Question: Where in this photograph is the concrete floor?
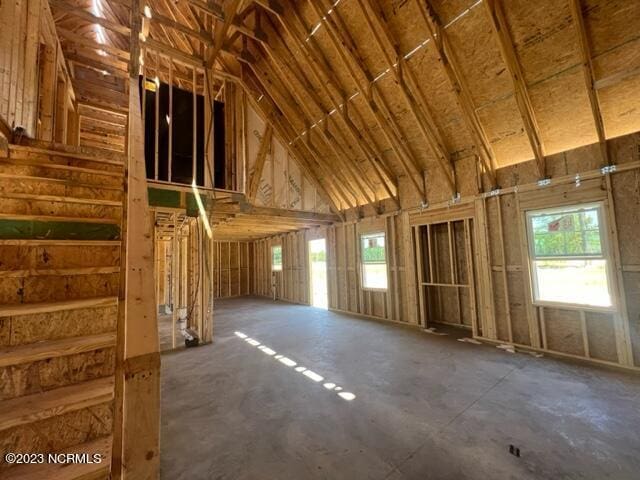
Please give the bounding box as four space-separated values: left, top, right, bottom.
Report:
160 297 640 480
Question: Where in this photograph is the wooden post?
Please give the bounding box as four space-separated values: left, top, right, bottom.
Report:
112 0 161 477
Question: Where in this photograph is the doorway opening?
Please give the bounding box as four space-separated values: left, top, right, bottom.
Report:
415 218 479 335
309 238 328 309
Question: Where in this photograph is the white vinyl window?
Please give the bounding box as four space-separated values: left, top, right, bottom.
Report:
525 203 613 309
271 245 282 272
360 232 388 290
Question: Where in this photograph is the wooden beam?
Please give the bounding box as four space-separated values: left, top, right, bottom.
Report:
247 123 272 200
569 0 609 165
187 0 225 21
148 9 213 46
274 6 398 197
50 0 130 36
260 15 397 206
237 69 346 215
252 0 283 16
242 56 359 209
57 28 130 60
415 0 497 187
357 0 456 193
66 53 129 78
205 0 243 68
144 37 205 67
251 43 376 206
308 0 426 201
484 0 546 178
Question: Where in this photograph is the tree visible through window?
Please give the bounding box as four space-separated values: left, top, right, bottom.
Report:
526 203 612 308
361 233 388 290
272 245 282 272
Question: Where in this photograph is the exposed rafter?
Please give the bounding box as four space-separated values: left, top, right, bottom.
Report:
568 0 610 165
484 0 547 179
50 0 131 36
205 0 244 68
356 0 456 194
415 0 497 188
252 28 379 206
247 123 272 200
276 4 399 203
308 0 426 201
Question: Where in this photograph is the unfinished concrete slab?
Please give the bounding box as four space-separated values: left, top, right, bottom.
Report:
161 297 640 480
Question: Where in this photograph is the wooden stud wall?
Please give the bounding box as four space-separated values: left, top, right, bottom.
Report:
213 241 252 299
0 0 77 142
245 133 640 371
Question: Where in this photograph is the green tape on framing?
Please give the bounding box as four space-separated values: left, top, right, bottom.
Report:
186 192 207 218
0 219 120 240
148 187 181 208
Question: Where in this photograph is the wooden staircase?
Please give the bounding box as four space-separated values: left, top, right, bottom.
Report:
0 141 125 478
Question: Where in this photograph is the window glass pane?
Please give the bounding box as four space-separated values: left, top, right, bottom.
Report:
362 264 388 289
530 207 602 257
361 234 386 263
272 246 282 271
533 259 611 307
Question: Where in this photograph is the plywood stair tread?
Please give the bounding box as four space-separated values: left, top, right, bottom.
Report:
0 158 124 178
0 376 115 431
0 192 122 206
0 213 120 224
0 332 117 368
0 172 124 191
3 436 112 480
9 141 126 165
0 296 119 318
0 266 120 278
0 239 121 246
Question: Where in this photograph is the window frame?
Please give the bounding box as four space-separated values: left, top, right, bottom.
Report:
271 244 283 272
359 232 388 292
524 201 616 312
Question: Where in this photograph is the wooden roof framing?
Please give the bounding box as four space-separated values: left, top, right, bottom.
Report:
47 0 640 213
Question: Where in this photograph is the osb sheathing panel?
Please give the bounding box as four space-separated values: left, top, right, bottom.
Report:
0 347 115 401
292 5 363 94
406 47 475 156
0 163 123 189
0 179 122 203
585 312 618 363
331 0 389 77
529 68 598 155
500 195 522 266
431 0 479 24
610 133 640 164
477 95 532 167
503 0 580 84
495 159 540 187
444 5 514 105
377 0 425 54
33 245 120 269
598 75 640 140
591 36 640 112
611 169 640 265
454 155 479 197
583 0 640 57
507 272 530 345
0 199 121 221
492 271 510 342
544 308 585 356
0 402 113 463
9 151 123 173
623 271 640 366
551 142 602 176
2 305 117 346
0 273 120 304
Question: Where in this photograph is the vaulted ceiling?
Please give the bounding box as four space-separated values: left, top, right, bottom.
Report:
51 0 640 210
